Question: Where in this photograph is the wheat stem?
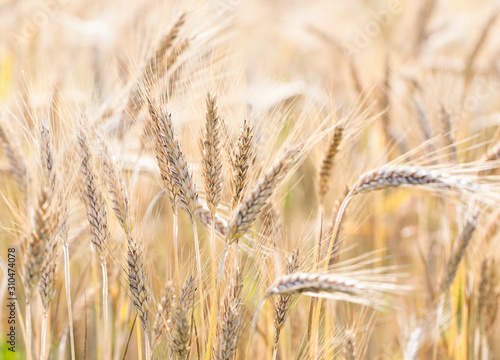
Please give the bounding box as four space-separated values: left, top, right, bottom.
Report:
26 299 32 360
62 238 76 360
101 260 110 360
191 219 205 353
40 312 48 360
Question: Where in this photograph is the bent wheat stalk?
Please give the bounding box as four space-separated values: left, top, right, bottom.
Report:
312 165 482 357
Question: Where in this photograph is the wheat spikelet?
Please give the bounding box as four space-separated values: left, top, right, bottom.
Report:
214 271 243 360
318 124 344 199
203 92 223 215
153 281 175 344
23 187 54 299
195 204 227 236
148 101 198 218
351 166 477 195
0 113 29 193
171 276 196 358
226 146 300 243
273 250 299 351
232 120 253 209
78 129 109 259
99 139 131 235
127 237 150 331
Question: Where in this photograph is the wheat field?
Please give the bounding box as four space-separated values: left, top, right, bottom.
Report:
1 0 500 359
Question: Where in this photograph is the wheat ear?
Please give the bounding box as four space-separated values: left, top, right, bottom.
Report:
99 139 131 236
203 91 223 215
153 281 175 346
40 121 57 195
438 214 478 295
273 250 299 360
127 237 151 358
148 101 198 218
214 270 243 360
149 101 201 315
171 277 196 359
351 166 477 195
478 257 499 336
232 120 253 209
318 124 344 200
119 13 187 132
344 330 357 360
0 113 29 194
23 187 54 360
246 271 393 360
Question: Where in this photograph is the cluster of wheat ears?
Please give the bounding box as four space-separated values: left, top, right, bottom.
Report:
1 1 500 359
